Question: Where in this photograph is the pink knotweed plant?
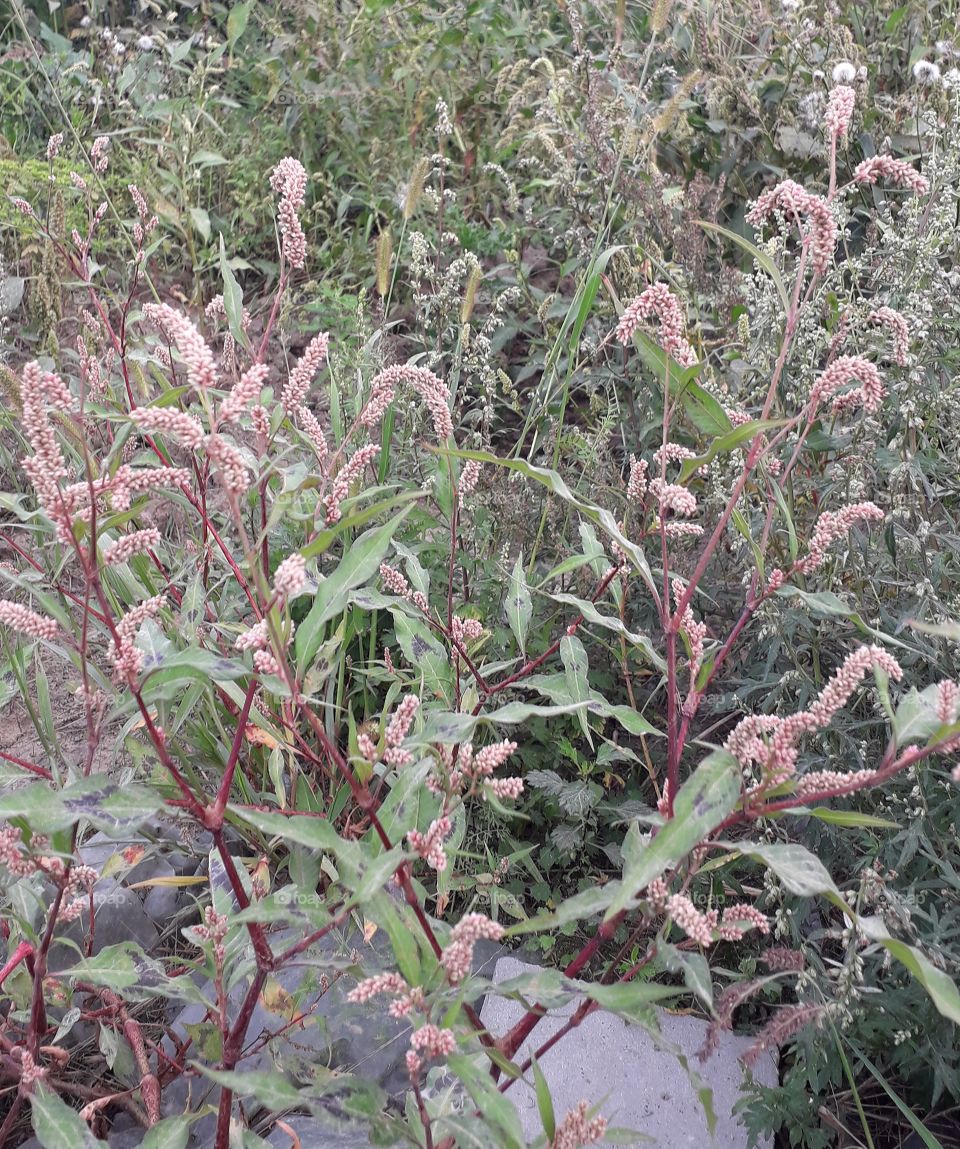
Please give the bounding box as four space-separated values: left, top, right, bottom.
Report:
869 306 910 367
384 694 421 767
324 444 379 524
405 1023 456 1077
439 913 505 983
798 501 884 573
407 815 453 871
282 333 329 412
614 281 697 366
811 354 886 414
825 84 856 138
273 553 307 602
270 157 308 269
204 434 251 496
853 155 929 195
129 406 205 449
725 645 903 789
626 454 648 502
0 601 58 641
219 363 269 425
110 594 166 681
103 528 161 566
746 179 837 276
142 303 218 392
458 459 481 509
551 1101 608 1149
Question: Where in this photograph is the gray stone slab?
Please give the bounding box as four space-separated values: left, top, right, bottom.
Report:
479 956 776 1148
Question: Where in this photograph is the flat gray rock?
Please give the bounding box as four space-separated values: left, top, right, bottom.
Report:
480 956 777 1148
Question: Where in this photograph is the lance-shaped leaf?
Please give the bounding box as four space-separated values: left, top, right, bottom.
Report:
506 553 533 655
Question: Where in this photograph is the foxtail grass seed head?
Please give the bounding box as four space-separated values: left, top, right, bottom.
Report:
375 230 393 298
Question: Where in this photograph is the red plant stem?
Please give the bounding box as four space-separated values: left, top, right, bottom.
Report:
208 679 259 824
0 749 52 780
480 564 621 703
497 911 624 1063
0 940 33 988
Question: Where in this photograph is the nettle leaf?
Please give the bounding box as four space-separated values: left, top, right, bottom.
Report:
859 916 960 1025
551 824 584 852
30 1087 102 1149
525 769 566 797
557 778 602 817
606 749 742 920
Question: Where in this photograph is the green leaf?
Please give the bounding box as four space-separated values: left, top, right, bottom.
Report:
677 420 786 483
447 1054 525 1149
189 206 211 243
796 807 899 829
30 1087 101 1149
735 842 842 900
858 916 960 1025
560 635 592 745
697 220 790 314
194 1066 302 1109
775 587 916 652
574 978 682 1019
226 0 255 47
392 610 451 703
296 509 412 666
547 591 665 670
443 450 658 598
218 234 247 351
141 1117 192 1149
59 944 140 989
506 553 532 655
893 684 943 747
606 750 741 920
531 1057 556 1142
660 943 713 1008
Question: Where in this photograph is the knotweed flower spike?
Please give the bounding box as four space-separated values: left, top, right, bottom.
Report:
614 282 697 366
869 306 910 366
129 407 205 449
142 304 218 392
747 179 837 276
270 157 308 269
810 355 886 414
273 553 307 602
282 333 329 412
825 85 856 138
324 444 379 524
853 155 929 195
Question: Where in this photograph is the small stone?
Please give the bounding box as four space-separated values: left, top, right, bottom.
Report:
480 956 777 1148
